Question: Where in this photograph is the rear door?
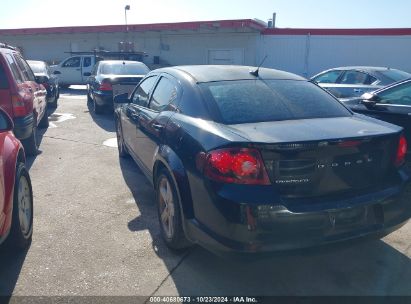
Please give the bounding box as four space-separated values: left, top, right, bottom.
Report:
335 70 379 98
14 54 47 124
121 75 158 163
0 57 13 117
134 75 181 171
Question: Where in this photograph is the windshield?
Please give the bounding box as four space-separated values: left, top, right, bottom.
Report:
200 79 352 124
100 62 150 75
377 69 411 83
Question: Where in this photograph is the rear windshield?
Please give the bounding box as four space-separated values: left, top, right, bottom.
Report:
376 69 411 83
28 62 46 74
200 80 352 124
100 62 150 75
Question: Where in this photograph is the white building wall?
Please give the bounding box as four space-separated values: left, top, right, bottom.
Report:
0 30 258 67
259 34 411 78
3 29 411 78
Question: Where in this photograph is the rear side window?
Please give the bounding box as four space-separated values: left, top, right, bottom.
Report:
83 57 92 68
15 56 35 81
0 63 9 89
131 76 157 107
149 77 178 112
5 54 23 83
340 71 370 85
200 80 351 124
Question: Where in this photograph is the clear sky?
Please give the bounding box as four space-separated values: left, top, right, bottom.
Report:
1 0 410 29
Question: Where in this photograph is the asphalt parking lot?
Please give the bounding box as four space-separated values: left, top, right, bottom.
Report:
0 86 411 297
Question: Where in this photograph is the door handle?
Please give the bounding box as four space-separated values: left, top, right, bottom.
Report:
354 89 363 93
76 68 81 71
152 123 164 131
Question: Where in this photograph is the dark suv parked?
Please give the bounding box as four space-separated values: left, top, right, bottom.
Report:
0 43 48 155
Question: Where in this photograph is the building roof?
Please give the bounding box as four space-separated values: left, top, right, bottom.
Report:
0 19 266 36
1 19 411 37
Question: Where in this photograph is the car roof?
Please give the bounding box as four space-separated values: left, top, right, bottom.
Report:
329 66 395 72
99 60 144 65
153 65 306 83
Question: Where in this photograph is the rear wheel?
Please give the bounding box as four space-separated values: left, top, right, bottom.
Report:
116 118 129 158
6 162 33 250
94 99 104 114
156 169 191 250
48 90 58 109
22 123 38 156
87 90 93 104
38 111 49 128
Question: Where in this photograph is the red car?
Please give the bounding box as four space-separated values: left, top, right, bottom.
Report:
0 43 48 156
0 107 33 249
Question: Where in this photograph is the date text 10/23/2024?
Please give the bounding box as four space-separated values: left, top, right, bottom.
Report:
149 297 259 303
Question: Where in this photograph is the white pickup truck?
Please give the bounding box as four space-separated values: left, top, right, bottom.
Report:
50 51 146 88
50 55 102 88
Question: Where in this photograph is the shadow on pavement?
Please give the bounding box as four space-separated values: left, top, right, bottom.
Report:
86 101 115 132
119 157 411 296
0 246 29 296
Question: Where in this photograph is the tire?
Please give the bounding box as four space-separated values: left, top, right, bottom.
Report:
87 90 93 104
116 118 129 158
94 98 104 114
38 111 49 128
6 162 33 250
48 90 58 109
22 124 38 156
156 169 191 250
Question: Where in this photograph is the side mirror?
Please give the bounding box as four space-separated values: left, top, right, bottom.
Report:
83 72 91 77
0 108 14 132
361 92 379 107
53 71 61 75
35 75 48 84
113 93 130 104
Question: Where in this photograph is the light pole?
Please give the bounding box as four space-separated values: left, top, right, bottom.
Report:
124 5 130 32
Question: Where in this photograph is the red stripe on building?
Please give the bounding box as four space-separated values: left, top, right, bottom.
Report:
262 28 411 36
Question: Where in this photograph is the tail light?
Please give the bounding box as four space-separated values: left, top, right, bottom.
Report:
11 92 27 117
99 80 112 91
395 135 407 167
201 148 270 185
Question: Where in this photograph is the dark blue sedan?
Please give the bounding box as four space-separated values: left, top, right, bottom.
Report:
114 65 411 254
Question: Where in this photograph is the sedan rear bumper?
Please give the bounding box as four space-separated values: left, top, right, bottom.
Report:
93 91 113 107
185 170 411 253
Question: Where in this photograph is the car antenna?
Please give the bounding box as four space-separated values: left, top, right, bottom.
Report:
250 55 268 77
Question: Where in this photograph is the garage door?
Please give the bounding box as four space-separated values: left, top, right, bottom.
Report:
208 49 244 65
